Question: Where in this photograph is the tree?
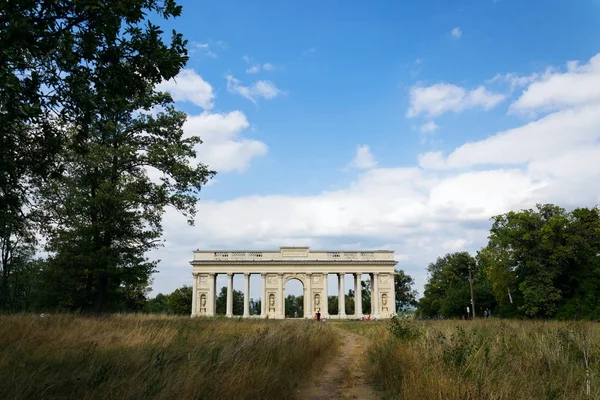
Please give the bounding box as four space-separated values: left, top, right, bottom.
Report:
482 204 600 319
34 0 214 313
346 290 355 315
167 286 192 315
361 280 371 315
215 287 244 315
394 269 417 311
1 1 76 313
249 298 261 315
417 252 493 318
145 293 170 314
328 295 338 315
285 294 303 317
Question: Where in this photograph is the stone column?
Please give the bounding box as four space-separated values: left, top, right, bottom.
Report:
191 272 198 317
243 273 250 318
339 273 346 318
355 273 362 318
277 273 284 318
226 273 233 317
373 272 380 318
390 272 397 316
260 273 266 318
370 273 375 316
306 273 312 318
213 274 218 315
208 273 216 316
323 272 329 318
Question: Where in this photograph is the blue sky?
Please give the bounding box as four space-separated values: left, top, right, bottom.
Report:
149 0 600 300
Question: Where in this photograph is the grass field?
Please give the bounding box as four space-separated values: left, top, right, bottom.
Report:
337 318 600 400
0 315 338 400
3 315 598 400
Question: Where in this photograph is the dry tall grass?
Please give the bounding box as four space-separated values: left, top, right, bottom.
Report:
340 319 600 399
0 314 338 400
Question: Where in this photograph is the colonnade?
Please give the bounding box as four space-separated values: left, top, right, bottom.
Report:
191 271 395 319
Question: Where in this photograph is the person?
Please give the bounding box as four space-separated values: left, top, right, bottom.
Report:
294 311 298 318
316 311 321 321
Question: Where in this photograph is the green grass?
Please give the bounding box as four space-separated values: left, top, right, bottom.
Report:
0 314 338 400
338 318 600 399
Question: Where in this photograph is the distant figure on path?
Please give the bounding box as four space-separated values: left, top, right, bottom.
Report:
294 311 298 318
316 311 321 321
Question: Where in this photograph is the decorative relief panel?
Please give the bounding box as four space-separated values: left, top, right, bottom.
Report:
313 274 322 284
380 274 390 284
199 275 208 286
267 275 277 284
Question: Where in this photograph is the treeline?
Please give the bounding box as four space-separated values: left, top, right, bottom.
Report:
1 1 213 313
418 204 600 320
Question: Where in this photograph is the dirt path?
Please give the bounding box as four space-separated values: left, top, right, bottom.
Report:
297 327 380 400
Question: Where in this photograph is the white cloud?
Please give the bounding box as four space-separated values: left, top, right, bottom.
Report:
451 27 462 39
407 83 506 118
418 151 446 169
191 42 218 58
185 111 268 173
157 69 214 109
443 104 600 169
348 145 377 170
488 72 540 91
510 53 600 114
442 239 469 251
242 56 278 74
420 121 439 134
227 75 284 104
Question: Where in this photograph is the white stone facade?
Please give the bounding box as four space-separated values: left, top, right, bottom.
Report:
190 247 398 319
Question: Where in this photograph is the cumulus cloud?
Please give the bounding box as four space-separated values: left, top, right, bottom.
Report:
445 104 600 168
407 83 506 118
186 111 268 173
157 69 214 109
420 121 439 134
227 75 284 104
510 53 600 115
348 145 377 170
451 27 462 39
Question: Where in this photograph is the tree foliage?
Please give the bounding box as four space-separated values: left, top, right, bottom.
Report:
167 285 192 315
1 0 214 313
394 269 418 311
418 204 600 320
418 252 494 318
215 287 244 315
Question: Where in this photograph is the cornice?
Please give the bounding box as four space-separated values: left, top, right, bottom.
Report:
190 260 398 266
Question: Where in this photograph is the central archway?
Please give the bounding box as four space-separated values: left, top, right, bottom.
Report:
284 278 305 318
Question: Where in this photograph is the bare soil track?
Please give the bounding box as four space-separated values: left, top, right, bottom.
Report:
297 326 380 400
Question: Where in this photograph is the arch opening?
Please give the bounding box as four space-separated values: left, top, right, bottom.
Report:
284 278 304 318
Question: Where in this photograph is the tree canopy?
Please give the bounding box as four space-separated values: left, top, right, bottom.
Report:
1 0 214 313
417 204 600 320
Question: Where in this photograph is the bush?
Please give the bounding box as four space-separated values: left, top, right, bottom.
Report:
388 315 422 341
